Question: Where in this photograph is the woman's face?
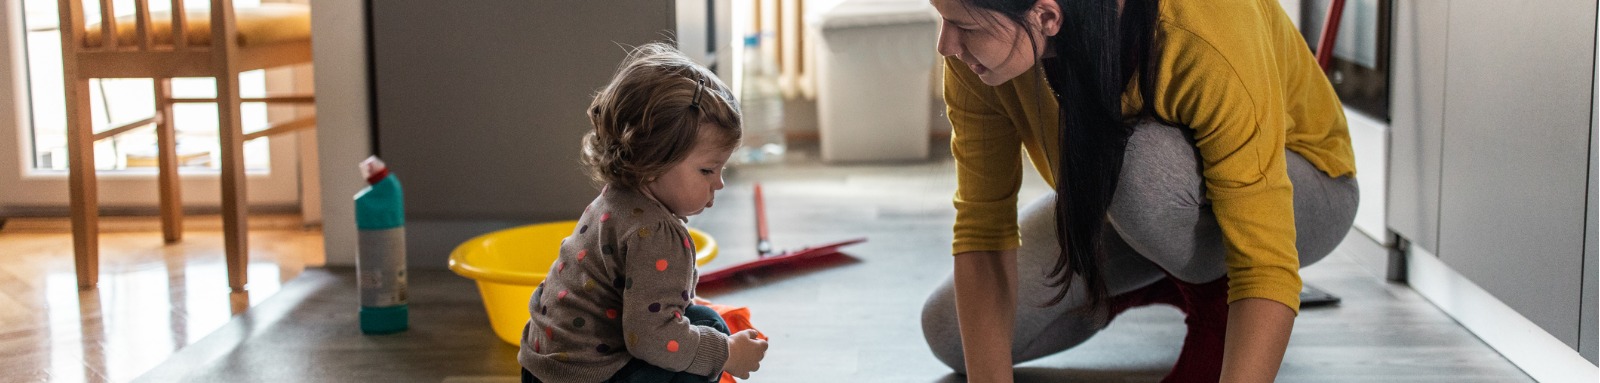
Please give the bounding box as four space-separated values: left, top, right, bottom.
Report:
932 0 1061 86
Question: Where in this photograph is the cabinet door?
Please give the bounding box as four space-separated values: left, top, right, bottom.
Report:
371 0 673 221
1438 0 1596 349
369 1 678 264
1386 0 1449 253
1582 104 1597 363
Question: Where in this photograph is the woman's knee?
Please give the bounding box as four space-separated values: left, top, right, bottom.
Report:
1109 123 1229 282
1286 151 1361 269
1113 123 1206 219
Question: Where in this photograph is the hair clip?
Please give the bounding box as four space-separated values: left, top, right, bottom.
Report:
689 78 706 110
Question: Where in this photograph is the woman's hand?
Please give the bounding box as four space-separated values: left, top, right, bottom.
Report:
1220 297 1296 382
953 249 1019 383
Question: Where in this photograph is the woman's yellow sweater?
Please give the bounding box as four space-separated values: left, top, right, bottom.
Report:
944 0 1356 312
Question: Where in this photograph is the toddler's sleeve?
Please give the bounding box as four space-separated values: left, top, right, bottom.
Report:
618 220 730 375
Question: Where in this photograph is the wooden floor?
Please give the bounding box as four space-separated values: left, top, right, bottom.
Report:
0 214 324 383
97 140 1535 382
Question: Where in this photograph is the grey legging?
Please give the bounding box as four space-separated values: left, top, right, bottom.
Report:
920 122 1359 371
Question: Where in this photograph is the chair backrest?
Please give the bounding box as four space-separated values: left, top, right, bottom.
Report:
57 0 235 53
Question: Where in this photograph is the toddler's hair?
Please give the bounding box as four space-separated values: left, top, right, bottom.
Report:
581 42 742 190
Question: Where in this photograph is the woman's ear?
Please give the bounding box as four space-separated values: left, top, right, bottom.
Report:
1034 0 1063 37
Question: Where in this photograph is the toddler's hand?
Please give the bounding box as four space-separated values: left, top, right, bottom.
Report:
723 329 768 379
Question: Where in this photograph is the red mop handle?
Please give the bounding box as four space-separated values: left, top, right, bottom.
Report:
754 183 772 256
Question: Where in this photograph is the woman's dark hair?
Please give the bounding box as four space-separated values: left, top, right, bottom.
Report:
963 0 1165 309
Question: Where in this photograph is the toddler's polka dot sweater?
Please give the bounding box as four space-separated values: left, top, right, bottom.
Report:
518 187 729 381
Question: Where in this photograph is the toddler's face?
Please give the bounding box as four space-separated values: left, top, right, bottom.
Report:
645 127 735 217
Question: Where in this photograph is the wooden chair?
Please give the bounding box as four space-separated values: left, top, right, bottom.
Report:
57 0 315 291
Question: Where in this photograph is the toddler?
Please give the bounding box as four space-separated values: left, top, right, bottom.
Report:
519 42 768 383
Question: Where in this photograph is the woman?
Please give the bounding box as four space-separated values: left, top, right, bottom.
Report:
918 0 1358 382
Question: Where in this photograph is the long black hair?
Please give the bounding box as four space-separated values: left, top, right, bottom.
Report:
963 0 1165 309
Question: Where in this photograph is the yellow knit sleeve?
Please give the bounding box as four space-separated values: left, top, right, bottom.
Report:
1152 25 1303 313
943 57 1025 255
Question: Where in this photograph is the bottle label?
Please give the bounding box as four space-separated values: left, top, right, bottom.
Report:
358 227 408 307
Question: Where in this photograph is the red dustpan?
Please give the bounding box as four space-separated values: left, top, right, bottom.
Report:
697 183 865 286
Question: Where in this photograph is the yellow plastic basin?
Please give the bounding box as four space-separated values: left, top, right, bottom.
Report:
448 220 718 346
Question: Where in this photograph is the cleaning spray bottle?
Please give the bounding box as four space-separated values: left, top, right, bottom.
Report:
355 156 408 334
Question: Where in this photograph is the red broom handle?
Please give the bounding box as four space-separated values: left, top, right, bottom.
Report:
754 183 772 256
1315 0 1347 72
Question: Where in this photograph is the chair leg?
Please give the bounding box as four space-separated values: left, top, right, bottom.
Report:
155 78 183 243
65 76 99 290
217 72 249 292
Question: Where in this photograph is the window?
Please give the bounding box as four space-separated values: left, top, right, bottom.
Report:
20 0 273 173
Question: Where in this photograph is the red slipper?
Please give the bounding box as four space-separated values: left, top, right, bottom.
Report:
1162 276 1230 383
1108 277 1185 317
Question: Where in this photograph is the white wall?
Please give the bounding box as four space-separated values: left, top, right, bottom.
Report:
0 0 28 206
310 0 370 266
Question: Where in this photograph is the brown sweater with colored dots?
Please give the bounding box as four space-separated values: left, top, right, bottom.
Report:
519 187 729 382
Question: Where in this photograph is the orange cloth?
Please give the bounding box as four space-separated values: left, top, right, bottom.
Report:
706 303 766 383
